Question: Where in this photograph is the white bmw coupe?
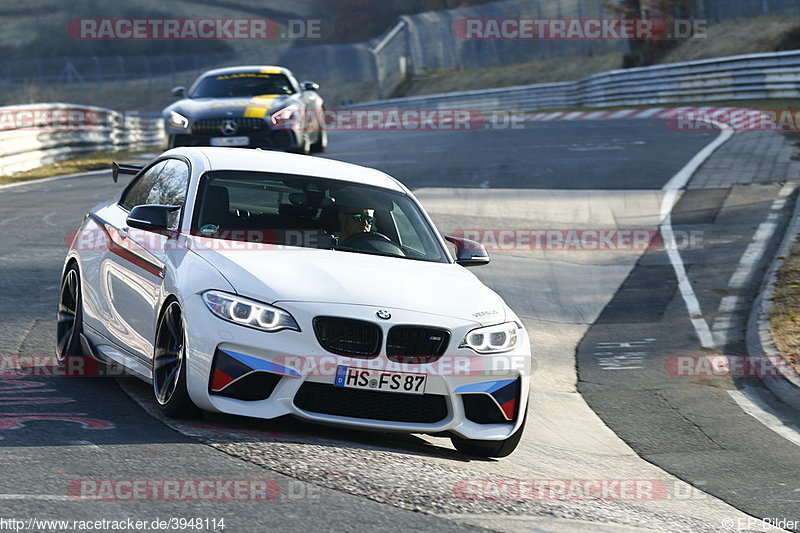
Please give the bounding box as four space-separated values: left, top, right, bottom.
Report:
57 148 531 457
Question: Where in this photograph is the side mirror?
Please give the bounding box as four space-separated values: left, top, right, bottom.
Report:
302 81 320 92
171 86 186 98
445 235 490 267
127 205 181 232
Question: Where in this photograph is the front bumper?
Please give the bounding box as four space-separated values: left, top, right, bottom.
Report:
165 117 301 150
168 130 298 150
182 297 532 441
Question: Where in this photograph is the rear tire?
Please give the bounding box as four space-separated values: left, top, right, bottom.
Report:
56 264 84 361
153 301 201 418
451 410 527 458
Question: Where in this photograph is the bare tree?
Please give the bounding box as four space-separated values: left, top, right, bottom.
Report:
607 0 695 67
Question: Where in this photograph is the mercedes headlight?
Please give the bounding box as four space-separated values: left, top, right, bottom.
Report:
270 105 302 128
460 322 520 354
169 111 189 129
203 291 300 332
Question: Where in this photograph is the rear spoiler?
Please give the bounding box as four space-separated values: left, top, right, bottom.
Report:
111 162 144 183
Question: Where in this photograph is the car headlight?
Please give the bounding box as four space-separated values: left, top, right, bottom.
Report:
270 105 302 128
202 291 300 332
168 111 189 129
460 322 520 354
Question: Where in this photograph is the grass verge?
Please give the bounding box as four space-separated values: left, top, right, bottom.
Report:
771 239 800 374
0 149 155 186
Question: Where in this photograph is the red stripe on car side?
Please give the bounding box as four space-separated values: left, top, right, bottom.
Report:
88 213 165 278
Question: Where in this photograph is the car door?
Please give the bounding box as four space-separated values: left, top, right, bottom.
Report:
94 158 190 361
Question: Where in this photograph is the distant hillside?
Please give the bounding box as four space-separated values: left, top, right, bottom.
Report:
0 0 498 60
311 0 498 43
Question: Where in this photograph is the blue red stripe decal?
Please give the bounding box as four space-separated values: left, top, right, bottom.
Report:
456 378 520 421
210 349 301 393
454 379 515 395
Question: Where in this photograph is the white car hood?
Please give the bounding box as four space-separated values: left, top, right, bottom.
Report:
191 245 507 324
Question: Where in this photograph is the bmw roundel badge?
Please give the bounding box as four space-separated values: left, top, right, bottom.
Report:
376 310 391 320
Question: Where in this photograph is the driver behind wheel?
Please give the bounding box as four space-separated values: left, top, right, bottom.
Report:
337 206 375 244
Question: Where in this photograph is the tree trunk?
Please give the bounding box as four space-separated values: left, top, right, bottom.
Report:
622 0 651 67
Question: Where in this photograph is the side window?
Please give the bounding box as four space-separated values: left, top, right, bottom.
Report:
393 204 423 251
120 161 167 210
146 160 190 206
120 159 190 230
147 160 190 229
285 73 300 94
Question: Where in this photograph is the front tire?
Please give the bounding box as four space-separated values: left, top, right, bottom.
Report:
451 410 527 458
56 264 84 361
153 301 200 418
310 122 327 153
291 132 311 155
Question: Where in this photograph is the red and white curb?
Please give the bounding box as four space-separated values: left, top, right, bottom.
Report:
527 107 778 131
527 108 670 121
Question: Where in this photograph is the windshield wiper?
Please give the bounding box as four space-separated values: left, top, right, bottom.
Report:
333 246 446 263
334 245 406 260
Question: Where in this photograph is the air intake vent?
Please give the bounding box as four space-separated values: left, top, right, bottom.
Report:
462 394 509 424
386 326 450 364
313 317 382 358
192 117 266 135
213 372 281 401
294 382 448 423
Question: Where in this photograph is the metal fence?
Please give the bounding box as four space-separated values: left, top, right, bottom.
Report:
343 49 800 112
1 52 236 86
372 21 410 100
0 104 164 176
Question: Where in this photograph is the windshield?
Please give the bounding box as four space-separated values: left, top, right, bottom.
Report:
191 171 450 263
189 72 295 98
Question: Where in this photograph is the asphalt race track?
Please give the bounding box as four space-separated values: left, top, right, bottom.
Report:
1 118 799 532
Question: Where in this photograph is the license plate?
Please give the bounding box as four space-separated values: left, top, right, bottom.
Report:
334 365 426 395
210 136 249 147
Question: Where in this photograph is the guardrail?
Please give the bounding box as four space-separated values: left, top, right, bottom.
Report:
345 49 800 113
4 49 800 177
0 103 164 177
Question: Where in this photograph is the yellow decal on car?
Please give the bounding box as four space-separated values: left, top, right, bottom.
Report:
243 107 267 118
243 95 279 118
215 73 275 80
